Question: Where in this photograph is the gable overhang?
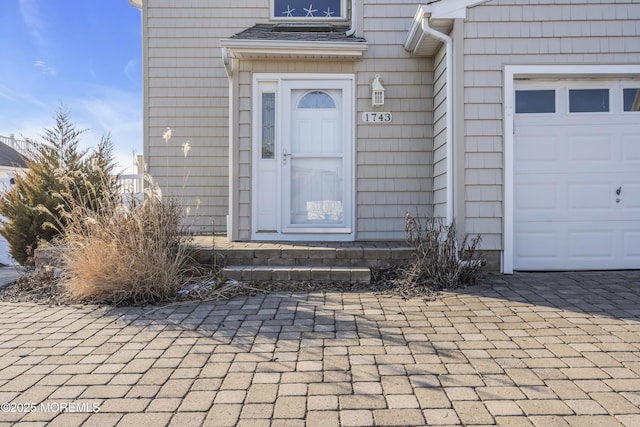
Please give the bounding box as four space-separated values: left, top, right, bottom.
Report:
220 39 368 61
404 1 489 56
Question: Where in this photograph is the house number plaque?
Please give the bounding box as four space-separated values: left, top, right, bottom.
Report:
362 112 392 123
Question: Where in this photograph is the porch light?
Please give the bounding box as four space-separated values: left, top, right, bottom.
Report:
371 74 385 106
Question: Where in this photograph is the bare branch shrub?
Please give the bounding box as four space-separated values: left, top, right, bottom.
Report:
395 213 484 297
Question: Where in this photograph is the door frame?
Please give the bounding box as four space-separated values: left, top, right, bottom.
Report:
251 73 356 241
503 64 640 273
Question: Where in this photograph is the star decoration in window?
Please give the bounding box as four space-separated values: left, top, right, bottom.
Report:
304 4 318 17
274 0 342 18
282 5 295 17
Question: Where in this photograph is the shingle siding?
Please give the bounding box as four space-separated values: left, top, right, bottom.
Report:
141 0 638 246
144 0 266 234
143 0 435 240
462 0 640 251
432 43 448 219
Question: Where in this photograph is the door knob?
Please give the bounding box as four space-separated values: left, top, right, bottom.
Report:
282 151 291 165
616 186 622 196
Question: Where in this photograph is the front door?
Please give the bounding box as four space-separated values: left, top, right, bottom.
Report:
253 76 354 241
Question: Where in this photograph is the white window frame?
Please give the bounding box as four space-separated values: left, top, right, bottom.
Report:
514 88 558 115
503 64 640 274
621 83 640 114
567 87 612 115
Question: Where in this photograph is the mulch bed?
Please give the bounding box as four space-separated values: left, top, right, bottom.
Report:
0 265 481 307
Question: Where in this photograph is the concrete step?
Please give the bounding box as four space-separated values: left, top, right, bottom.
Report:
192 239 413 267
222 265 371 283
191 237 413 283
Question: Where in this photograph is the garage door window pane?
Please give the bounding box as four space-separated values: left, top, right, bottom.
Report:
569 89 609 113
515 90 555 113
623 88 640 112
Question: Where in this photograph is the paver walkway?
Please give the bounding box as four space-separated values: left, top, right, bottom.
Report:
0 271 639 426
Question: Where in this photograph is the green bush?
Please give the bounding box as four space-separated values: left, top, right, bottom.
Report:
0 107 119 265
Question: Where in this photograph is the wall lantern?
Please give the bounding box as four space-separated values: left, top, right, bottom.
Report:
371 74 385 107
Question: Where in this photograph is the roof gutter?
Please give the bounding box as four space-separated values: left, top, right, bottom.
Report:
421 16 455 225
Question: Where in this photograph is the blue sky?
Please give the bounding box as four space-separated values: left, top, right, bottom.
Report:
0 0 142 173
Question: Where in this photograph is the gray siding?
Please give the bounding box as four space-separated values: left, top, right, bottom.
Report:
432 43 447 219
142 0 434 240
143 0 268 234
463 0 640 250
357 1 434 240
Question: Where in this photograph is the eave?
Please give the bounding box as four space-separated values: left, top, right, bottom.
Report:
220 39 368 61
404 0 489 56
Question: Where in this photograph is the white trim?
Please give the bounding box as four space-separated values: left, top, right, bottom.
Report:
503 64 640 274
220 39 367 61
423 0 489 19
251 74 356 242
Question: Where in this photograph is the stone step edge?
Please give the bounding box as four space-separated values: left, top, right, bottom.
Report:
201 247 414 260
222 266 371 283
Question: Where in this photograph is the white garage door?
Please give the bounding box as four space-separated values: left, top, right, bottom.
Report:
514 80 640 270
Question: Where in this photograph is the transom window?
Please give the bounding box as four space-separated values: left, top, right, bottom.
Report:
298 91 336 109
273 0 344 19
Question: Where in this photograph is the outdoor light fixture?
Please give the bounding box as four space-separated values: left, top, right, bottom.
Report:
371 74 385 106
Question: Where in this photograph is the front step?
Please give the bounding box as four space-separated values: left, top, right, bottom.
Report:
222 266 371 283
191 237 414 284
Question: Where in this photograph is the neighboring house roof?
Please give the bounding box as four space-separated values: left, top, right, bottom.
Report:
0 142 27 169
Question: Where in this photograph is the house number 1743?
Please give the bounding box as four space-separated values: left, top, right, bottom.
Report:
362 112 392 123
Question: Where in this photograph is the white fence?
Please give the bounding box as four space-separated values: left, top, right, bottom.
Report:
0 134 31 157
118 173 144 195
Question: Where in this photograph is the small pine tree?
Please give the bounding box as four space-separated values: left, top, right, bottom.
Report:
0 106 120 265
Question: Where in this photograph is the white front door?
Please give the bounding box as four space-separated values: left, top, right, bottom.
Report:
284 88 347 231
252 76 354 241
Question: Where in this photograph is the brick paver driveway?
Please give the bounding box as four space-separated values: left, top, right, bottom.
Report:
0 271 639 426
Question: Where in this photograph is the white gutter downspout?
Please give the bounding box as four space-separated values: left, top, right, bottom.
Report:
221 46 236 240
419 17 482 269
420 18 454 226
345 0 357 36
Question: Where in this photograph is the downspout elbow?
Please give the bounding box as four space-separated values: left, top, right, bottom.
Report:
420 16 452 47
222 47 233 78
345 0 357 36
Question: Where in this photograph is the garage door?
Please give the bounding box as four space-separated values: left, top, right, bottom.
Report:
514 80 640 270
